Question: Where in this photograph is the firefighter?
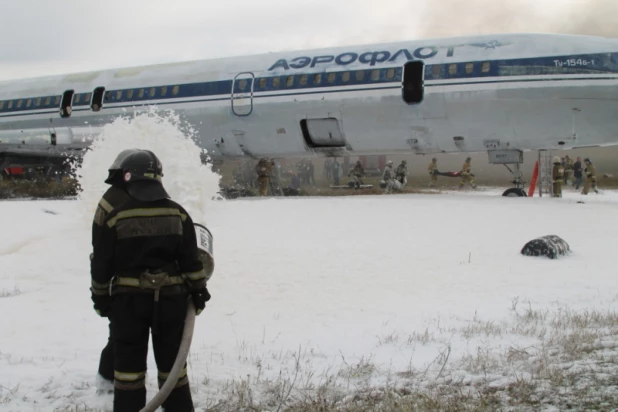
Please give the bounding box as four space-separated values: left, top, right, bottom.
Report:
552 155 564 197
395 160 408 187
459 157 476 189
90 149 210 412
255 157 273 196
581 158 599 195
428 158 438 187
382 160 395 193
93 149 137 394
348 160 365 188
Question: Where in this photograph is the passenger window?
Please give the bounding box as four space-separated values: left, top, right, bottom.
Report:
0 101 4 110
342 72 350 82
465 63 474 74
104 91 111 101
327 73 336 83
149 87 156 97
160 86 167 96
356 71 365 81
55 96 61 105
45 97 51 106
116 91 123 100
259 78 266 89
172 86 179 95
371 70 380 81
448 64 457 75
238 79 247 91
83 93 91 104
127 90 134 99
299 75 307 86
74 95 81 104
286 76 294 87
272 77 280 88
17 100 23 108
386 68 395 79
432 65 442 77
8 101 13 109
313 74 322 85
482 62 491 73
26 99 32 108
35 98 41 107
138 89 145 98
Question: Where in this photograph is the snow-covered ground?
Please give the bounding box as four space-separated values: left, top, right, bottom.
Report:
0 112 616 410
0 189 617 411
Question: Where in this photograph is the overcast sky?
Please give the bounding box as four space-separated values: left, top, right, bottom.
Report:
0 0 616 81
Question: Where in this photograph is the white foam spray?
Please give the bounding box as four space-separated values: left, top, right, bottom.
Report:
74 108 221 226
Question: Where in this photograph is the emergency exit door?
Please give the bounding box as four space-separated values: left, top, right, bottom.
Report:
231 72 255 116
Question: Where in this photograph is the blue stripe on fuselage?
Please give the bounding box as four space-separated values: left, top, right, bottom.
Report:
0 52 617 117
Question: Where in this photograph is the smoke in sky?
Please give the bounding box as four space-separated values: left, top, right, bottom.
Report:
412 0 618 39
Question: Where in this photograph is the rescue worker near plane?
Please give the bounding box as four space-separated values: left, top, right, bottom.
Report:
255 157 274 196
90 149 210 411
382 160 395 193
459 157 476 189
348 160 365 188
428 158 438 187
552 156 565 198
92 150 136 394
581 158 599 195
395 160 408 186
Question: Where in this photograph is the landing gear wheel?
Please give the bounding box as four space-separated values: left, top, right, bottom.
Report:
502 188 527 197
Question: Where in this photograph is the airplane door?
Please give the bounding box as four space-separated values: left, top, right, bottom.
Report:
403 60 445 119
231 72 255 116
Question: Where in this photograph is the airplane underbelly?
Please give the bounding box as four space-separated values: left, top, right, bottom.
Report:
440 80 618 151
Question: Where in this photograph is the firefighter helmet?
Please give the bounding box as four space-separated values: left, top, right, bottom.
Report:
119 149 170 201
105 148 140 185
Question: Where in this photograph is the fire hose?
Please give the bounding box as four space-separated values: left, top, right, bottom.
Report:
140 223 214 412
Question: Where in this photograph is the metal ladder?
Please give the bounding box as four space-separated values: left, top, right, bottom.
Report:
537 150 553 197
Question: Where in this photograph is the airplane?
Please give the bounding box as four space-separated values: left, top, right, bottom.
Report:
0 32 617 196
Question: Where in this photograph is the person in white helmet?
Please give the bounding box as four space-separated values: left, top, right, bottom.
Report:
552 156 565 197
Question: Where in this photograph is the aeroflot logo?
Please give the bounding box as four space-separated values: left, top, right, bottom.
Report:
267 40 512 71
267 47 452 71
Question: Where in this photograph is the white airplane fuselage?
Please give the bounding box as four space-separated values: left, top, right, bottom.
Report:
0 33 617 164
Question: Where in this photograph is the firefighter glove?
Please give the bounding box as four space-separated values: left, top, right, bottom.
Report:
92 293 112 318
192 287 211 316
